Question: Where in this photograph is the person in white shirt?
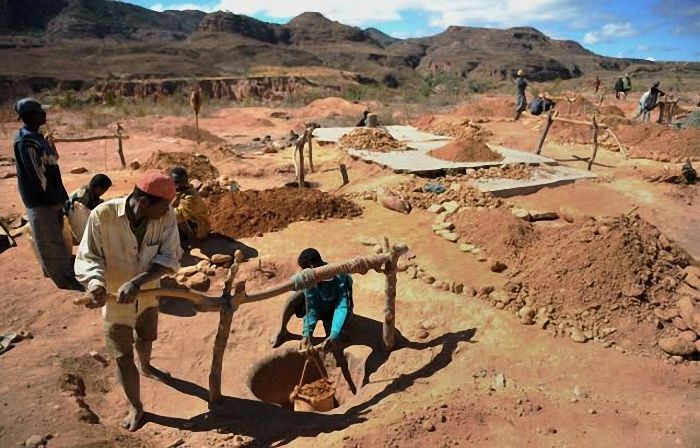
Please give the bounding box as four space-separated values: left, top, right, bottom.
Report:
74 170 181 432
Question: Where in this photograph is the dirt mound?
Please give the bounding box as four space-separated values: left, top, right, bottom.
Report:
141 151 220 181
613 124 700 161
298 378 334 397
207 188 362 238
414 116 493 141
429 138 503 162
453 208 538 263
339 128 408 152
297 97 369 119
167 124 226 144
599 105 626 117
396 179 503 210
452 96 514 119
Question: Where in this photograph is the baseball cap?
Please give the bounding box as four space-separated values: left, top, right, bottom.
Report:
136 170 176 202
15 98 49 118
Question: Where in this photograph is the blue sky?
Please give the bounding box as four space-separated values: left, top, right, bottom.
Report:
128 0 699 61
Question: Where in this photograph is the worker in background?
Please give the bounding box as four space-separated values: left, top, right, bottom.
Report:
514 69 528 121
594 76 601 94
75 171 181 432
621 73 632 100
65 174 112 214
356 110 369 127
169 166 210 249
614 76 624 99
13 98 83 291
637 81 665 123
271 248 353 351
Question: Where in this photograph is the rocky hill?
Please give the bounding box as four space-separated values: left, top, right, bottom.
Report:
0 0 696 101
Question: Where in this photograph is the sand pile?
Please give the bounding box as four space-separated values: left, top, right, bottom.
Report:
613 124 700 161
416 117 493 141
463 165 532 181
167 124 225 144
207 188 362 239
598 105 626 117
396 179 503 210
429 138 503 162
453 208 538 263
339 128 408 152
141 151 220 181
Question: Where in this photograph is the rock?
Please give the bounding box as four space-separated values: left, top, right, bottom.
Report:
654 307 679 321
427 204 445 213
233 250 245 263
442 201 460 214
658 336 697 356
422 421 436 432
679 331 698 343
677 296 700 334
518 306 536 325
476 254 488 262
70 167 88 174
622 285 644 298
417 329 429 340
683 266 700 290
190 179 202 190
210 254 232 265
511 207 531 220
470 247 482 255
453 283 464 294
489 290 512 305
77 406 100 424
433 280 445 289
25 435 45 448
422 276 436 284
459 243 475 252
187 272 211 292
178 265 199 276
464 286 477 297
479 285 495 296
443 233 459 242
489 259 508 273
570 328 588 343
695 340 700 352
672 316 689 331
493 373 506 389
530 211 559 221
189 247 210 261
588 408 597 415
129 159 140 170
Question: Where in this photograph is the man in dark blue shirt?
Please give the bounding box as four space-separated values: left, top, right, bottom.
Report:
13 98 82 291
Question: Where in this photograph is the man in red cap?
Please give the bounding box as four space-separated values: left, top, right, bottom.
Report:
75 170 182 431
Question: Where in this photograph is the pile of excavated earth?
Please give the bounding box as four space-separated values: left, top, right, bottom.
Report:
207 188 362 239
141 151 220 181
429 138 504 162
394 177 504 210
339 128 408 152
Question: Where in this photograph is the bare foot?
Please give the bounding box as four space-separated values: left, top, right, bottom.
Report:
121 407 144 432
271 330 290 348
140 364 170 381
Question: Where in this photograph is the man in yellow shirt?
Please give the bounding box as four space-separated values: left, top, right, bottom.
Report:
170 166 210 248
75 171 181 431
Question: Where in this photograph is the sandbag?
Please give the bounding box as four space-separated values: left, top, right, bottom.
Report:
377 187 412 214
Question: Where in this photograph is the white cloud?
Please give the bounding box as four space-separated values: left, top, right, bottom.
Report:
150 2 217 12
583 22 635 44
206 0 580 27
645 56 656 61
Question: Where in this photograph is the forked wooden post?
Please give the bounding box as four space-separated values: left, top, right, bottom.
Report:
339 163 349 185
381 236 401 351
189 89 201 145
208 263 238 407
116 123 126 168
588 115 599 171
298 130 306 188
536 109 555 155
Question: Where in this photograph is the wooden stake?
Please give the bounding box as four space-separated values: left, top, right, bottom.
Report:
298 130 306 188
116 123 126 168
339 164 349 185
307 128 314 173
536 109 555 155
588 115 599 171
208 264 238 407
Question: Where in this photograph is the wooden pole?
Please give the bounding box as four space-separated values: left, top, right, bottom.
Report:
588 115 599 171
307 128 314 173
116 123 126 168
382 237 399 351
605 128 627 159
339 164 349 185
208 264 238 408
189 90 201 145
298 130 306 188
536 109 555 155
